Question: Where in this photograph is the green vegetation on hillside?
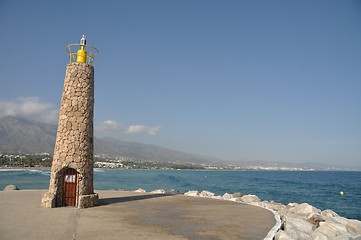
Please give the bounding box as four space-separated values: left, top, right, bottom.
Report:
0 153 205 169
0 153 52 167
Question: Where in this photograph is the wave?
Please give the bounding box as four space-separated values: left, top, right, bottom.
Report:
11 169 51 176
26 169 51 176
0 168 28 172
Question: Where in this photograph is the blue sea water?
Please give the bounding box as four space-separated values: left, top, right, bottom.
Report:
0 169 360 220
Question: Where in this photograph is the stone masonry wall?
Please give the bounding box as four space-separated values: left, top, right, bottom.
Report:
42 62 98 208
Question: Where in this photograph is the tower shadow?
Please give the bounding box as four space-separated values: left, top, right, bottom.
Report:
96 193 176 206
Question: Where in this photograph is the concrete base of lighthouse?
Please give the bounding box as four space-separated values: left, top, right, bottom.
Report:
41 192 98 209
41 163 99 208
78 193 99 208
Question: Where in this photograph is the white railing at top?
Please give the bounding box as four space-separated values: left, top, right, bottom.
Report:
65 44 99 64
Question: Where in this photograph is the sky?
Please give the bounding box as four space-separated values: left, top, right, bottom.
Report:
0 1 360 167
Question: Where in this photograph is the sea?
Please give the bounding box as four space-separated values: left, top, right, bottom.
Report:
1 169 360 220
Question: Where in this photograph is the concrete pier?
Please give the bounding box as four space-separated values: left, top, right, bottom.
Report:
2 190 276 240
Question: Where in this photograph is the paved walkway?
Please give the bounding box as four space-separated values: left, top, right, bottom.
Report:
0 190 276 240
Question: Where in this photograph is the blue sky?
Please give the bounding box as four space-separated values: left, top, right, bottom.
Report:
0 1 360 167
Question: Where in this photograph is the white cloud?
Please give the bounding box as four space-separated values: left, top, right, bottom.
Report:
95 120 125 132
126 124 161 136
144 125 162 136
0 98 162 136
0 97 58 124
125 124 146 134
96 120 161 136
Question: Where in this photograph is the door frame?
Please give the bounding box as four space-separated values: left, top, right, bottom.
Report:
63 168 78 207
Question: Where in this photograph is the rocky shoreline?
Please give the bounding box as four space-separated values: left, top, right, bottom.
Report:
180 189 361 240
131 187 361 240
119 187 361 239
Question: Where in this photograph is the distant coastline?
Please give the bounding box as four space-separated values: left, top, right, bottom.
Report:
1 165 360 172
1 166 360 172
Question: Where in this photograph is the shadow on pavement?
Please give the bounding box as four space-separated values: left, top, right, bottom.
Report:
96 193 176 206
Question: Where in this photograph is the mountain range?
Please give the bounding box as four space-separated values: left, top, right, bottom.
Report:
0 116 214 164
1 116 358 170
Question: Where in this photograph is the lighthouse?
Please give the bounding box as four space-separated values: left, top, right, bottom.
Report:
42 36 99 208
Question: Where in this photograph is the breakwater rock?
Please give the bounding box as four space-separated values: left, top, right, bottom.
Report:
3 184 19 191
183 190 361 240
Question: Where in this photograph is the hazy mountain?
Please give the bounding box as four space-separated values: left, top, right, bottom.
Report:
0 116 214 164
94 137 215 164
1 116 357 170
0 116 56 153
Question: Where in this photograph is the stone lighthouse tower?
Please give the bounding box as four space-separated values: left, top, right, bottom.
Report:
42 36 99 208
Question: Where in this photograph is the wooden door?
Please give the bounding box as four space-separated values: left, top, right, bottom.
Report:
63 168 77 206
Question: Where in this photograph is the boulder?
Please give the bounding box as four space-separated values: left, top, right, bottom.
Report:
274 230 293 240
3 184 19 191
134 188 146 193
229 197 242 202
316 223 336 238
285 202 299 213
262 201 288 215
346 219 361 235
232 192 243 198
212 195 223 200
151 189 165 194
335 235 351 240
240 194 261 204
222 193 233 200
308 213 326 227
199 190 215 198
332 216 350 226
257 201 270 209
184 190 199 197
283 213 315 235
314 222 347 239
327 221 348 234
289 202 321 219
321 209 339 218
285 228 312 240
311 231 330 240
287 202 299 208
